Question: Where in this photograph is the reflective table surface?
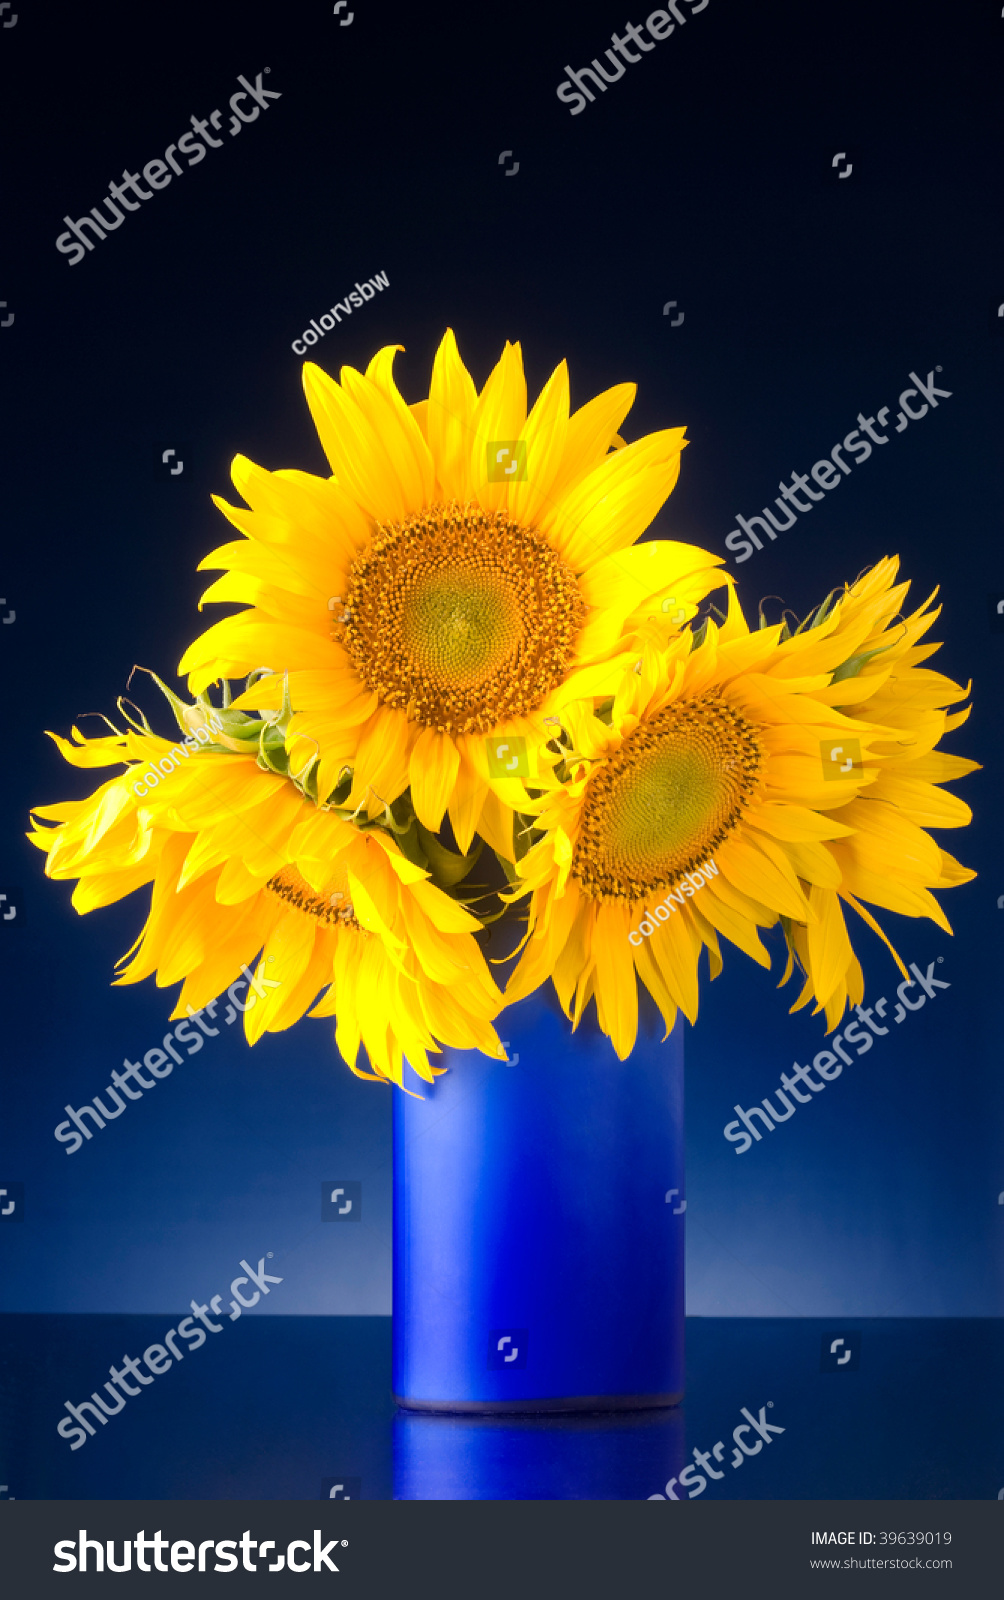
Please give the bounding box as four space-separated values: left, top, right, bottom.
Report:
1 1317 1000 1500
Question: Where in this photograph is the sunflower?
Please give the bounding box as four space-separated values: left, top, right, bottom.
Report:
28 705 505 1084
505 557 977 1056
177 331 729 857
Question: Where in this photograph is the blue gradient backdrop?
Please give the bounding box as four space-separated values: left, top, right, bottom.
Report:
1 0 1002 1322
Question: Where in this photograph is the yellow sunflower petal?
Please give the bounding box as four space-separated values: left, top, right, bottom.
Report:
427 328 479 499
548 383 636 499
591 900 639 1059
301 360 418 523
805 885 855 1008
508 359 569 525
408 727 461 832
539 429 688 571
469 341 528 513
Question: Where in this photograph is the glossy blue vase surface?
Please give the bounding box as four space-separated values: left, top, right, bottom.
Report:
393 983 685 1413
393 1407 685 1500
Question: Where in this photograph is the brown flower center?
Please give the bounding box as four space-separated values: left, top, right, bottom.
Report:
266 865 361 930
572 696 764 900
336 504 585 735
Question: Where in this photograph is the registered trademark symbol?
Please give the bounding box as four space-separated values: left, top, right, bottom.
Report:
267 1252 273 1258
342 1540 348 1547
937 956 943 962
936 365 942 372
766 1401 773 1407
267 954 275 962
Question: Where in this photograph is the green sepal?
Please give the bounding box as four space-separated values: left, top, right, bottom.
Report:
513 811 542 864
797 588 841 634
498 852 522 886
466 901 511 925
127 667 259 747
830 639 896 685
416 822 483 889
594 696 615 726
393 817 432 874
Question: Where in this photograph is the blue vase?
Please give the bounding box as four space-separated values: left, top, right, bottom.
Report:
393 1406 685 1500
392 983 685 1412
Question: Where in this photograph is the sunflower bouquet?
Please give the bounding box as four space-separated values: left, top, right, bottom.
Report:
30 333 977 1084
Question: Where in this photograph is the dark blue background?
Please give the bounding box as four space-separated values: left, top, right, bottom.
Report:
1 0 1001 1365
